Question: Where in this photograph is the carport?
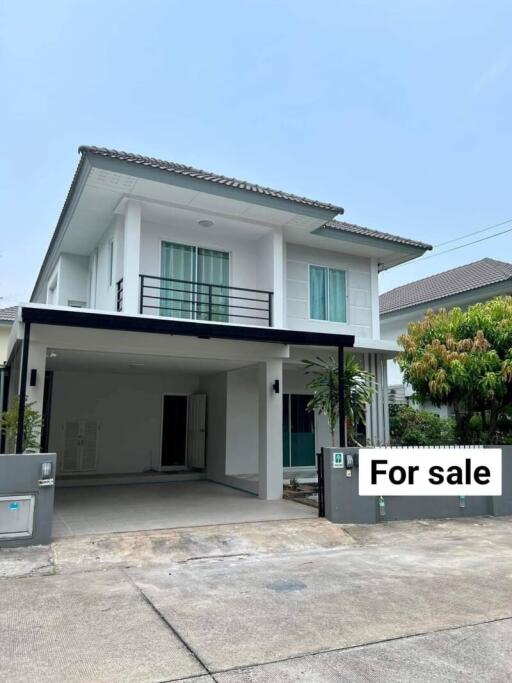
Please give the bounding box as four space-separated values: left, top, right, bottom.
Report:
3 305 353 538
53 480 316 537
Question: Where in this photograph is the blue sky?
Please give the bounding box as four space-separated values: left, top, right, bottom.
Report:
1 0 511 305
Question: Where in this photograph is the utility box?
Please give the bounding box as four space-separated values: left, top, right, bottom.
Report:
0 453 56 547
0 495 35 539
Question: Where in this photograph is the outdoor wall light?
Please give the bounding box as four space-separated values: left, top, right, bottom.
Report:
41 462 52 478
30 369 37 386
38 461 55 488
197 219 214 228
272 379 280 394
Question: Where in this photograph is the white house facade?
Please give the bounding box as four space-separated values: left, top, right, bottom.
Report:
3 146 430 500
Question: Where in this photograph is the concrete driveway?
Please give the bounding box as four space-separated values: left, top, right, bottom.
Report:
1 516 512 681
53 480 315 537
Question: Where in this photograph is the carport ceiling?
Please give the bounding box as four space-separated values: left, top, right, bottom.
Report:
46 348 249 375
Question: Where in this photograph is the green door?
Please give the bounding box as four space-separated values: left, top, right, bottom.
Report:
282 394 316 467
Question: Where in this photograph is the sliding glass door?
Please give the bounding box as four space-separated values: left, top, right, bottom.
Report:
196 248 230 321
282 394 316 468
160 242 195 318
160 242 229 321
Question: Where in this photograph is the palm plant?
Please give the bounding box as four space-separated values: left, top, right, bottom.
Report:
302 354 375 446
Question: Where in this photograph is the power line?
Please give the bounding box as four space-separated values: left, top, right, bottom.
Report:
433 218 512 248
393 223 512 268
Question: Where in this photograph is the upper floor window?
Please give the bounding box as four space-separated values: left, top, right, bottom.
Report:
160 241 229 321
309 265 347 323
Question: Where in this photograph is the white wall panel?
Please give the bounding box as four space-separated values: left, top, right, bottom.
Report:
286 243 373 338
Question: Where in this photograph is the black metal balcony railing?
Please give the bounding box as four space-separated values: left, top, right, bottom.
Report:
116 279 123 312
139 274 273 326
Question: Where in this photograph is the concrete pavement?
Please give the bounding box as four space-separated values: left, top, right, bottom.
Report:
205 618 512 682
1 516 512 681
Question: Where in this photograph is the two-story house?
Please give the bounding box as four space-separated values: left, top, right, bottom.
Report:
3 146 430 504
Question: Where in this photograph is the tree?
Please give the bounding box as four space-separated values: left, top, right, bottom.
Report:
302 354 375 446
1 396 42 453
397 296 512 443
389 404 456 446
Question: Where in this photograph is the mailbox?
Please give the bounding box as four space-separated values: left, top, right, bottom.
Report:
0 495 35 539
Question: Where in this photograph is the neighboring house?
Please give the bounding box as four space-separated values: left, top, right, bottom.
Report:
380 257 512 415
0 306 17 363
2 145 429 500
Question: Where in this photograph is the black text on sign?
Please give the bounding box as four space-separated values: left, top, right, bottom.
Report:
358 449 502 496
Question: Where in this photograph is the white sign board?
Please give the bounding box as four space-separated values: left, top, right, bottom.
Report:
359 448 502 496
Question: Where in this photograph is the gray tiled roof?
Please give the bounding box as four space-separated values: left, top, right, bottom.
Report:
380 258 512 315
325 220 432 251
79 145 345 214
0 306 17 322
80 146 432 251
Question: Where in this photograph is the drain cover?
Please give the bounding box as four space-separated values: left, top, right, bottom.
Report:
267 579 306 592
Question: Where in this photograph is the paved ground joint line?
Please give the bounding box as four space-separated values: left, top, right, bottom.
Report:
122 569 215 679
206 613 512 677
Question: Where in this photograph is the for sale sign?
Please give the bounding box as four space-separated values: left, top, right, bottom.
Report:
358 448 502 496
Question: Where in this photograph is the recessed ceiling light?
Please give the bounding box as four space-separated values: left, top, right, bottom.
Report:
197 219 214 228
47 351 57 359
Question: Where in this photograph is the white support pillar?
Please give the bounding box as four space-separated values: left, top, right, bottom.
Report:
258 359 283 499
122 200 142 314
271 228 284 328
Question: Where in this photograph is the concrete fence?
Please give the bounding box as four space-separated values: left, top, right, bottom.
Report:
321 446 512 524
0 453 56 547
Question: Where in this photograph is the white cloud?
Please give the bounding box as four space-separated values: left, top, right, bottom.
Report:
472 57 509 94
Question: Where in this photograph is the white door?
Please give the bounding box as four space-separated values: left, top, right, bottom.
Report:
62 420 80 473
186 394 206 469
61 420 98 473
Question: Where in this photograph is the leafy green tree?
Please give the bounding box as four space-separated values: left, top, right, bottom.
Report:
302 354 375 446
389 404 456 446
1 396 42 452
397 296 512 443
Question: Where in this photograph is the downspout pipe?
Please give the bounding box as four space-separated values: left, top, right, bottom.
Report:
338 345 346 447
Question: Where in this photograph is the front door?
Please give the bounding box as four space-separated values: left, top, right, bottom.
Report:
282 394 316 468
161 395 188 468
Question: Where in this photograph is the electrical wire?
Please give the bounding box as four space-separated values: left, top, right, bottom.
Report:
433 218 512 248
392 223 512 269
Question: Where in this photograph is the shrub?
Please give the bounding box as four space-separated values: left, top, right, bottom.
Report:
389 404 456 446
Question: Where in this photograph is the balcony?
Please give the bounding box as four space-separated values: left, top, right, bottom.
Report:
126 274 274 326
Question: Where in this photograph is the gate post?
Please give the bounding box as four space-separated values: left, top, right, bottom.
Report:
317 451 325 517
321 447 377 524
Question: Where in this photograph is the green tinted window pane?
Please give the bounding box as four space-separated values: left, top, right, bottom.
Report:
309 266 327 320
160 242 194 318
328 268 346 322
197 248 229 321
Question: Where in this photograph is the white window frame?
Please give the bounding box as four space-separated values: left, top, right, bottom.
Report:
308 263 348 324
159 238 232 320
108 240 114 287
158 237 232 285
